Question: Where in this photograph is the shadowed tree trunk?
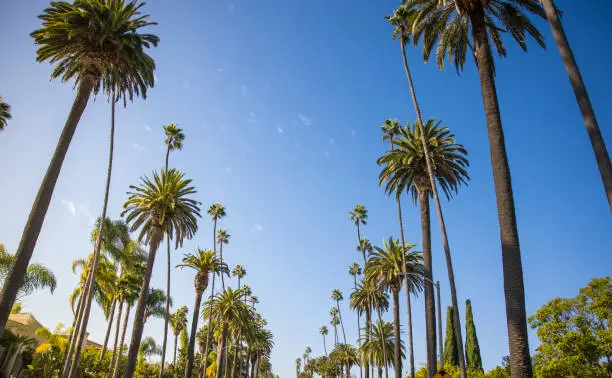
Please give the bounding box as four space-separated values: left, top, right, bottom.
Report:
375 309 388 378
173 332 178 366
419 191 437 378
541 0 612 211
0 76 96 335
110 300 124 372
392 290 401 378
184 289 204 377
216 325 229 378
112 304 131 378
160 143 172 378
202 218 219 374
100 298 117 361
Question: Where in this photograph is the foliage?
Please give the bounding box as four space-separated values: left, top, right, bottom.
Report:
0 96 11 130
444 306 459 367
465 299 483 372
0 243 57 301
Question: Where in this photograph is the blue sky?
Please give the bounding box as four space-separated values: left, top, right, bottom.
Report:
1 1 611 377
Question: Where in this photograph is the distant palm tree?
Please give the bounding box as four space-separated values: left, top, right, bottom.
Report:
405 1 546 375
360 321 402 378
217 229 231 289
331 289 347 344
366 237 423 378
145 288 170 324
178 249 229 378
331 343 359 377
170 306 188 367
160 122 185 378
232 265 246 289
0 244 56 301
202 202 227 374
349 262 364 378
121 169 200 377
0 97 11 130
540 0 612 210
379 118 469 378
349 205 368 265
359 238 374 261
320 326 329 355
296 358 302 378
138 337 162 364
0 0 157 337
330 308 340 345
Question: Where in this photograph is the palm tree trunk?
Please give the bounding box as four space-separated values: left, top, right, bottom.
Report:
173 334 178 367
375 309 388 378
541 0 612 211
0 76 95 334
202 220 219 375
61 291 85 370
400 36 467 378
185 289 204 378
230 337 239 378
356 224 366 265
160 239 172 378
392 290 401 378
249 355 255 378
364 308 371 378
216 325 229 378
245 346 251 378
110 300 124 371
336 300 347 344
67 94 117 378
378 367 383 378
100 298 117 361
323 334 327 355
352 276 363 378
220 243 225 290
224 339 231 378
469 6 532 378
418 191 437 378
113 304 131 378
123 229 162 378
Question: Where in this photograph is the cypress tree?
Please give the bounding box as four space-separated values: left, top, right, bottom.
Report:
444 306 459 366
465 299 483 372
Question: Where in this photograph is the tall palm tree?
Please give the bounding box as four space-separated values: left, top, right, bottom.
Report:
217 229 231 289
0 0 158 335
404 2 544 375
111 271 142 378
540 0 612 210
0 97 11 130
121 169 200 377
320 326 329 356
330 308 340 345
360 321 402 378
202 202 227 374
160 122 185 378
203 287 251 378
138 337 162 365
232 265 246 289
145 288 170 324
0 244 56 301
378 118 469 377
349 262 364 378
296 358 302 378
365 238 424 378
349 205 369 265
381 118 418 378
178 249 229 378
170 306 188 367
331 343 359 377
331 290 347 344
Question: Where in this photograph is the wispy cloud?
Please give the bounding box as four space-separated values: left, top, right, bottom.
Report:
143 124 151 132
297 114 312 126
61 200 76 216
241 85 247 97
228 4 235 12
61 199 96 224
250 224 265 233
247 111 257 123
276 125 284 134
132 143 144 150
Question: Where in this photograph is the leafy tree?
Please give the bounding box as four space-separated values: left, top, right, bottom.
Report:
295 357 302 377
0 96 11 130
122 169 200 377
217 229 231 289
330 343 359 377
170 306 189 367
528 277 611 377
232 265 246 289
359 320 401 378
465 299 483 373
349 205 368 265
405 1 546 375
0 244 56 301
145 288 171 324
320 326 329 356
331 289 347 344
444 306 459 367
0 0 157 338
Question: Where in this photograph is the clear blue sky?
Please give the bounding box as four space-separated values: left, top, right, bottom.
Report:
1 1 611 376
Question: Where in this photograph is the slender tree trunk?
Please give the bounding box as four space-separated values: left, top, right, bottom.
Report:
110 300 124 372
61 292 85 370
173 334 178 367
419 192 437 378
224 338 231 378
323 335 327 355
216 325 229 378
470 6 531 377
356 224 366 265
245 346 251 378
0 76 95 334
230 337 239 378
334 326 338 345
249 356 255 378
185 289 204 378
100 298 117 361
220 243 225 290
160 239 171 378
336 300 347 344
436 282 443 370
113 304 131 378
406 290 415 378
202 219 218 374
67 94 117 378
392 290 401 378
541 0 612 211
378 367 382 378
364 308 371 378
353 275 363 378
375 309 388 378
400 37 467 378
123 229 162 378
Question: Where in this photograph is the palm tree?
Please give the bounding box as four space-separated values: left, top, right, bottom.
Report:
349 205 368 265
380 118 418 378
0 0 158 335
540 0 612 210
360 321 402 378
203 287 251 378
405 1 546 375
0 97 11 130
0 244 56 302
296 358 302 378
202 202 227 374
177 249 229 378
160 122 185 378
331 290 347 344
138 337 162 365
349 262 364 378
217 229 231 289
111 272 142 378
378 118 469 377
331 343 359 377
232 265 246 289
320 326 329 356
365 238 423 378
170 306 188 367
145 288 170 324
330 308 340 345
121 169 200 377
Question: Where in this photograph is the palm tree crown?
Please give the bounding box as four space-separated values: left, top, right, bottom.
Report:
349 204 368 227
365 238 423 294
176 249 229 292
170 306 189 336
0 97 11 130
144 288 170 322
163 123 185 151
208 202 227 222
0 244 56 301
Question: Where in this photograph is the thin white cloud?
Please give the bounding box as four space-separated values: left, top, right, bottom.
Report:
247 111 257 123
276 125 284 134
297 114 312 126
132 143 144 150
143 124 151 132
250 224 264 233
61 200 76 216
241 85 247 97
